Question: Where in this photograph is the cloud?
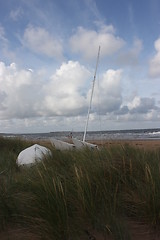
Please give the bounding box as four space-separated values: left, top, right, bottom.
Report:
41 65 124 118
0 60 91 120
0 25 16 61
149 38 160 78
127 96 156 114
117 38 143 66
116 96 158 117
92 69 123 114
10 7 23 21
22 25 63 59
70 26 125 59
0 90 7 110
0 25 8 44
0 60 123 121
0 61 43 119
0 60 159 132
84 0 102 20
42 61 91 116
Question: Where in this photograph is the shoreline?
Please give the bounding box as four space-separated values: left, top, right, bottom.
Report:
2 134 160 150
90 139 160 150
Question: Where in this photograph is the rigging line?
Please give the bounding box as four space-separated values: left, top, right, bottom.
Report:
83 46 101 142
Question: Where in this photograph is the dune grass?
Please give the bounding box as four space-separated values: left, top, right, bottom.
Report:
0 136 160 239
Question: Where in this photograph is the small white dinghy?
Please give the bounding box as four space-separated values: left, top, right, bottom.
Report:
50 138 75 150
17 144 51 166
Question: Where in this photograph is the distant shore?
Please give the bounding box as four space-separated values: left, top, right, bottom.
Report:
90 139 160 150
1 133 160 150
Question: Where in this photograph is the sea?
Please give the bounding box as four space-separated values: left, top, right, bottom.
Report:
1 128 160 141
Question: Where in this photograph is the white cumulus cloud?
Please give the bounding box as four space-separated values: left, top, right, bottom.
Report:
92 69 123 113
22 25 63 58
0 60 92 120
0 61 43 119
42 61 91 116
70 26 125 59
0 60 123 121
1 59 159 133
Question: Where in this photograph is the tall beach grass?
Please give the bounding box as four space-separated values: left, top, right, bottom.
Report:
0 136 160 239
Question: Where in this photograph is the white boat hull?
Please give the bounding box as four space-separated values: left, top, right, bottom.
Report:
17 144 51 166
50 138 75 150
72 138 98 150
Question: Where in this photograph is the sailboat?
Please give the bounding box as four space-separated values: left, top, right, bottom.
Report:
72 46 100 149
51 46 100 150
50 138 75 150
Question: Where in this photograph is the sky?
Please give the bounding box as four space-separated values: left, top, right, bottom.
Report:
0 0 160 133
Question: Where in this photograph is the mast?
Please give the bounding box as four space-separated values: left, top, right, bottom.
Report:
83 46 101 142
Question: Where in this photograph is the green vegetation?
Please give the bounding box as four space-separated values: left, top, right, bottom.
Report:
0 136 160 239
